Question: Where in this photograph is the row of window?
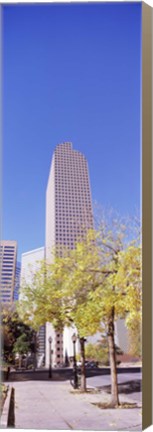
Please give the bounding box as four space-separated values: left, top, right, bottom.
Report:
0 258 14 262
55 174 88 180
1 253 15 256
0 246 15 250
55 170 88 178
55 151 86 157
55 152 85 158
2 260 14 264
56 195 91 201
56 232 83 238
55 189 90 196
1 277 13 281
55 220 88 225
55 157 86 163
55 179 89 185
56 239 74 244
2 268 13 272
55 210 91 215
1 283 12 287
56 196 91 202
56 229 84 233
55 209 91 215
1 290 12 293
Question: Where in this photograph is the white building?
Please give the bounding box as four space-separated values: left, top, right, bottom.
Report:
21 247 46 366
45 142 93 367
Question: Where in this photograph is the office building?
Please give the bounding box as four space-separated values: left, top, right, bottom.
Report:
46 142 93 261
21 247 46 366
45 142 93 366
14 261 21 301
0 240 17 304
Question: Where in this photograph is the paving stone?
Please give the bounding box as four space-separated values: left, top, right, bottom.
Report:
8 380 142 430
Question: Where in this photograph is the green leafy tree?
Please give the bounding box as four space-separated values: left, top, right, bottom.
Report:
85 341 109 365
13 334 30 369
128 317 141 358
1 307 36 366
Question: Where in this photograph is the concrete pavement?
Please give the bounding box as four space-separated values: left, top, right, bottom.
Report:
8 378 142 430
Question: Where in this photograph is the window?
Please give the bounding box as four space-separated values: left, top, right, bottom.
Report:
4 247 15 250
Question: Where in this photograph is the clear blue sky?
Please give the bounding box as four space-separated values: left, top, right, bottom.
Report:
2 3 141 261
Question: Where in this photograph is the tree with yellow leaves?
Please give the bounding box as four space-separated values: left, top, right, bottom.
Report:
19 215 141 404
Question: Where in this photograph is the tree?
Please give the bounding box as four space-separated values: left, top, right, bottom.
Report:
19 216 141 403
19 258 65 331
128 317 141 358
13 334 30 369
1 307 36 366
85 341 109 365
58 223 141 404
68 233 141 406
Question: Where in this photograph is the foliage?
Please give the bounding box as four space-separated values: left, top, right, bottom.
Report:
19 213 141 401
85 342 109 365
18 259 65 331
1 307 36 364
13 334 30 355
128 317 142 358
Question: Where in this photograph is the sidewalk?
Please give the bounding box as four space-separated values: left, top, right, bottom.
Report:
8 379 142 430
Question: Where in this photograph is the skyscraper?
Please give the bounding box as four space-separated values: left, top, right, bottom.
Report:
0 240 17 304
45 142 93 366
46 142 93 261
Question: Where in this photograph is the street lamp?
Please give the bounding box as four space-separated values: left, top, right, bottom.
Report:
48 336 52 378
72 333 78 389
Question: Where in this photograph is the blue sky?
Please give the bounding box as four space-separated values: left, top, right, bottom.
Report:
3 3 141 261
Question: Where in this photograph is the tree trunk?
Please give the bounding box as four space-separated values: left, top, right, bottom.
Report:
19 354 22 369
107 307 119 407
80 337 86 392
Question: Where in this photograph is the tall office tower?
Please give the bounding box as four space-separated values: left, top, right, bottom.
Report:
46 142 93 260
21 247 46 367
0 240 17 304
14 261 21 301
46 142 93 366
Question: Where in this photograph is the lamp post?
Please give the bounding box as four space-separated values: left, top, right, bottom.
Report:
72 333 78 389
48 336 52 378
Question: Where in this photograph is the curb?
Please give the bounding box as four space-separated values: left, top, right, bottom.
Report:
1 387 15 428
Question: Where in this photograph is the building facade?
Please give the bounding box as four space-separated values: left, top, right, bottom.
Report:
21 247 46 366
14 261 21 301
0 240 17 304
45 142 93 366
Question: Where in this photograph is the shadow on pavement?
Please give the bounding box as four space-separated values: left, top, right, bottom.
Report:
97 379 141 394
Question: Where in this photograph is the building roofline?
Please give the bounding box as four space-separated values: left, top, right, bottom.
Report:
22 246 44 257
